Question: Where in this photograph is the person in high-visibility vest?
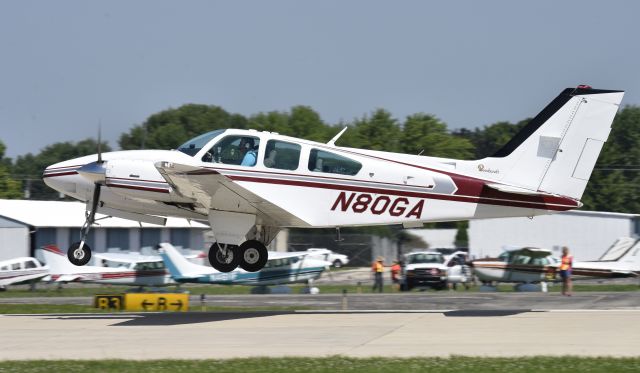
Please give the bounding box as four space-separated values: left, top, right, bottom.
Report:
371 257 384 293
559 246 573 296
390 260 401 292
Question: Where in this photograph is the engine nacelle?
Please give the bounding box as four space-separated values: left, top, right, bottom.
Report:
104 159 189 203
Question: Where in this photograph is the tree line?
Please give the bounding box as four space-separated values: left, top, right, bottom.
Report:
2 103 640 214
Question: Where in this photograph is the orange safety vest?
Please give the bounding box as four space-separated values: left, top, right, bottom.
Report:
372 262 384 273
391 264 401 279
559 255 573 271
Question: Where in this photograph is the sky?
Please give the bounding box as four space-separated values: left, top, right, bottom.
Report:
1 0 639 159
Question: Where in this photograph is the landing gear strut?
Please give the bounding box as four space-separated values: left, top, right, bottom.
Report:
68 184 101 266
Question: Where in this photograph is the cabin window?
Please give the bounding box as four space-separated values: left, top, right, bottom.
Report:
308 149 361 176
263 140 301 170
0 266 8 271
24 260 37 269
12 263 20 270
178 129 226 156
202 135 260 167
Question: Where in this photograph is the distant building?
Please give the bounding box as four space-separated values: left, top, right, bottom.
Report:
0 199 209 261
469 210 640 260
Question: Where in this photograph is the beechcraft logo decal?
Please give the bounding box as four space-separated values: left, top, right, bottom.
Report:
478 164 499 174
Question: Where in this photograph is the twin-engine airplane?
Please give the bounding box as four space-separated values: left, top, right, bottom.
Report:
43 86 625 273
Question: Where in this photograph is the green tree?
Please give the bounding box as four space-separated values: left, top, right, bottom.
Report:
339 109 402 152
13 139 111 200
581 106 640 212
119 104 247 150
454 120 528 159
401 113 474 159
0 141 21 199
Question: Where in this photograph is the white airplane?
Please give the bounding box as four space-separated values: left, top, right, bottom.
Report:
39 245 172 286
0 257 49 290
42 86 625 274
471 238 640 284
159 242 330 286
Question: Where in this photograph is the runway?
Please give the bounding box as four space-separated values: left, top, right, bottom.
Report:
1 309 639 359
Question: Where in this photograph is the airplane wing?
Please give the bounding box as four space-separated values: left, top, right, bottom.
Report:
155 162 308 226
513 247 553 259
93 252 161 264
55 274 84 282
268 251 310 260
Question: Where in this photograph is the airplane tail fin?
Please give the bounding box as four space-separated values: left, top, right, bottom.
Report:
466 86 624 200
598 237 640 264
38 245 78 275
158 242 210 279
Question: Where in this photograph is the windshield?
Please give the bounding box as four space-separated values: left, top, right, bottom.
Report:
407 253 444 264
177 129 226 156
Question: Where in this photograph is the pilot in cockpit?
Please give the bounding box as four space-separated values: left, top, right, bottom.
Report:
240 137 258 166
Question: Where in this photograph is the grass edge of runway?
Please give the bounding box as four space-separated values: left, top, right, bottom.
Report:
0 357 639 373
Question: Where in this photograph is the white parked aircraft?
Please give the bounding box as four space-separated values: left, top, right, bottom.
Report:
159 243 329 286
42 86 624 274
471 238 640 284
0 257 49 290
39 245 172 286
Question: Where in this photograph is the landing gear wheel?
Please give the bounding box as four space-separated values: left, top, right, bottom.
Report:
68 241 92 266
238 240 268 272
333 259 343 268
208 243 240 273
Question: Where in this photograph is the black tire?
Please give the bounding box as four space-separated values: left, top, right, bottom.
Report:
333 259 343 268
68 241 92 266
238 240 268 272
208 242 240 273
433 281 447 291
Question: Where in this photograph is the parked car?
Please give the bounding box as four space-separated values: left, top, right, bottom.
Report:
304 248 350 268
402 250 470 290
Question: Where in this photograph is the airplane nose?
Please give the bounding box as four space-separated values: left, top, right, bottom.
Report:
77 161 107 184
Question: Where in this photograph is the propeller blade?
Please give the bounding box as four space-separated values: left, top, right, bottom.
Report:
97 121 103 164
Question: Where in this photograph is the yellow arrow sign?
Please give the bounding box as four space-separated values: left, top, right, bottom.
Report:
124 293 189 312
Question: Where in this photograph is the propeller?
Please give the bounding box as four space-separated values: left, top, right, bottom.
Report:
77 123 107 183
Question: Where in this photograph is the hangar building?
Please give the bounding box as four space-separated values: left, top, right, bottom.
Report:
0 199 209 261
469 210 640 260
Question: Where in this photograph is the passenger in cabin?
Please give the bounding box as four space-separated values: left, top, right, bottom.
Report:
240 138 258 167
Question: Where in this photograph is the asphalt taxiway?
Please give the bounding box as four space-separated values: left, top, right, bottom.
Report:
1 309 639 359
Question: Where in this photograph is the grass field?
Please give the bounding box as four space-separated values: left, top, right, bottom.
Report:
0 357 639 373
0 282 638 298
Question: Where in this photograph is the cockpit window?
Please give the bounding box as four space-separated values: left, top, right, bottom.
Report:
177 129 226 156
264 140 301 170
308 149 362 176
407 253 444 264
202 135 260 166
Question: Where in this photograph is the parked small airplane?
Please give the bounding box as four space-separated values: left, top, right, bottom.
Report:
159 242 330 286
471 238 640 284
42 86 625 274
39 245 172 286
0 257 49 290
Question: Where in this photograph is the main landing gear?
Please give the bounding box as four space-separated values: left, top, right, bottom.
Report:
208 240 268 273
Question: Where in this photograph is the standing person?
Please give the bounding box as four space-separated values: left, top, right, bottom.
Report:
559 246 573 296
390 260 401 291
371 257 384 293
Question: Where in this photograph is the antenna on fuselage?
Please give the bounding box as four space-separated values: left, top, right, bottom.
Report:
327 127 348 146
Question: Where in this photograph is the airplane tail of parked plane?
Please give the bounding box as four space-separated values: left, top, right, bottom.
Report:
597 237 640 265
158 242 211 279
39 245 78 273
465 86 624 200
